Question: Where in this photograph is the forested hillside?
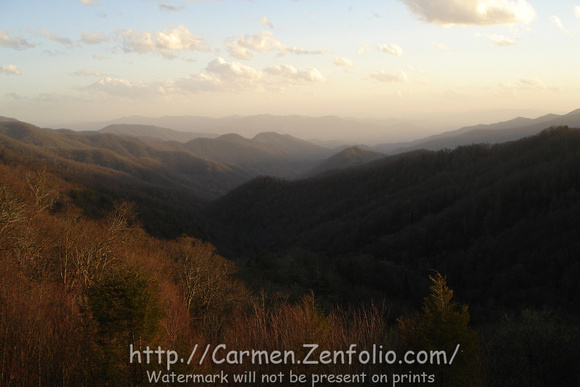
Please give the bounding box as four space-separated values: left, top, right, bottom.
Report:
183 131 332 178
305 146 385 177
0 143 494 386
1 123 579 385
206 127 580 313
0 120 251 238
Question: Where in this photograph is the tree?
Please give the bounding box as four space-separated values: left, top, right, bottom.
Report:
87 266 162 384
398 272 483 386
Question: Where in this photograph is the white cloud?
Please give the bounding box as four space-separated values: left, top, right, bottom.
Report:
225 31 324 60
377 43 403 56
71 69 105 77
120 25 210 58
0 64 22 75
42 28 74 48
500 78 557 91
81 32 107 45
80 0 100 5
550 16 564 30
481 33 517 46
0 29 35 50
369 70 408 83
83 58 326 97
82 77 176 98
120 29 156 54
264 64 326 83
206 57 263 84
334 56 354 68
575 6 580 19
357 43 372 55
406 65 426 74
433 43 450 51
260 16 274 29
399 0 536 27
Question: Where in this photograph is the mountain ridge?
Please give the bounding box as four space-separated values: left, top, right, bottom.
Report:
98 123 216 143
375 108 580 154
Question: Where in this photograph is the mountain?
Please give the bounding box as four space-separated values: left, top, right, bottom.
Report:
305 146 385 177
0 119 249 237
375 108 580 154
184 131 333 178
64 114 433 144
205 126 580 311
98 124 216 143
0 116 20 123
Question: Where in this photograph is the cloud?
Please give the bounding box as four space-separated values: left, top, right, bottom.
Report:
260 16 274 29
550 16 564 30
42 28 74 48
357 43 372 55
369 70 408 83
225 31 325 60
406 65 426 74
82 77 177 98
500 78 557 91
159 4 185 12
399 0 536 26
0 64 22 75
377 43 403 56
334 56 354 68
264 64 326 83
204 58 260 80
0 29 35 50
80 0 100 5
71 69 105 77
120 25 210 58
83 58 326 97
480 33 517 46
575 6 580 19
81 31 107 45
433 43 450 51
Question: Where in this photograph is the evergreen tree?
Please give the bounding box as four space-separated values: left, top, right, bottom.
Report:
398 272 483 386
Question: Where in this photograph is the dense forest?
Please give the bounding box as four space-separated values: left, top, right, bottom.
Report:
1 120 580 385
206 126 580 317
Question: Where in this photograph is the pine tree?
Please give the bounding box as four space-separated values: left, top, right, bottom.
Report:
398 272 483 386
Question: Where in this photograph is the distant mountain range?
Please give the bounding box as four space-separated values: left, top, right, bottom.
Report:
64 114 433 144
3 108 580 193
374 108 580 154
98 124 216 143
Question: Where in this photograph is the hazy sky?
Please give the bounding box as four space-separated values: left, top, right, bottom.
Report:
1 0 579 127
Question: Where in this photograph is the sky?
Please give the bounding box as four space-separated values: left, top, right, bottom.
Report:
1 0 579 131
